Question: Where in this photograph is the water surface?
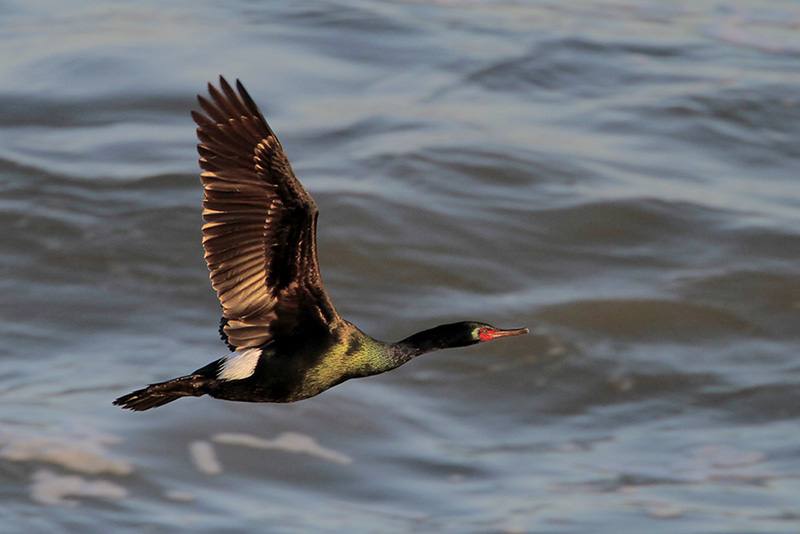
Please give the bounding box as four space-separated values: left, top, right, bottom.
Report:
2 1 800 532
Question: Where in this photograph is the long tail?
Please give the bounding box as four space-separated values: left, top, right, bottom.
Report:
113 374 208 411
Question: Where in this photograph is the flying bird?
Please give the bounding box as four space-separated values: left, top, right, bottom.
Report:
113 77 528 411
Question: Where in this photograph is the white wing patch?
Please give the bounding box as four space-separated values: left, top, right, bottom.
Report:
218 348 261 381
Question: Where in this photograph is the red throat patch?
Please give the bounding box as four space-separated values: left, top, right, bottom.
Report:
478 327 496 342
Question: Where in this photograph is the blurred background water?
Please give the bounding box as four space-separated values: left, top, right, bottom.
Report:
1 0 800 532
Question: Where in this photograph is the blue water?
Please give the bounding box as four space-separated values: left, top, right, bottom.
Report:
2 1 800 532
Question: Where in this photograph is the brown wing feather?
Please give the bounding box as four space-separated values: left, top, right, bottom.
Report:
193 77 339 352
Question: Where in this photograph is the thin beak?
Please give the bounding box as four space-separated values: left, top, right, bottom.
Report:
487 327 529 340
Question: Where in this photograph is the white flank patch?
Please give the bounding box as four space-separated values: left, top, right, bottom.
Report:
217 347 261 381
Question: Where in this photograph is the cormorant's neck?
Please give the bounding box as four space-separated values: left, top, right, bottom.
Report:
392 323 474 362
341 322 477 378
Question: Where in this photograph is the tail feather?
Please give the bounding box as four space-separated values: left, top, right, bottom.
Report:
113 374 208 411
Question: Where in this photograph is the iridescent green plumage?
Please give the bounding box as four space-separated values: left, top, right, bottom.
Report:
113 78 527 412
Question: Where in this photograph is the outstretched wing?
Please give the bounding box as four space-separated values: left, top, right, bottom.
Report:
192 77 338 352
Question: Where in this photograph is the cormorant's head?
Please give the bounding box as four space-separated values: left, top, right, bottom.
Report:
399 321 529 355
418 321 529 349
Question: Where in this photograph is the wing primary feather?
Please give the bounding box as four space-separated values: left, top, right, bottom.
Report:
207 82 242 120
197 93 229 124
235 79 273 137
219 77 250 117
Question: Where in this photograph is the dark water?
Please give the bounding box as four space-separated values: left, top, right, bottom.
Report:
2 1 800 532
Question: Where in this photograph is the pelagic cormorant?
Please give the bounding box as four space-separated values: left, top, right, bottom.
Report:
114 78 528 411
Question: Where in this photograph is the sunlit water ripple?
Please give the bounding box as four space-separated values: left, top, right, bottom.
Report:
1 1 800 532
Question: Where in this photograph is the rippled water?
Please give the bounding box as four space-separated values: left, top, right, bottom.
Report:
2 1 800 532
